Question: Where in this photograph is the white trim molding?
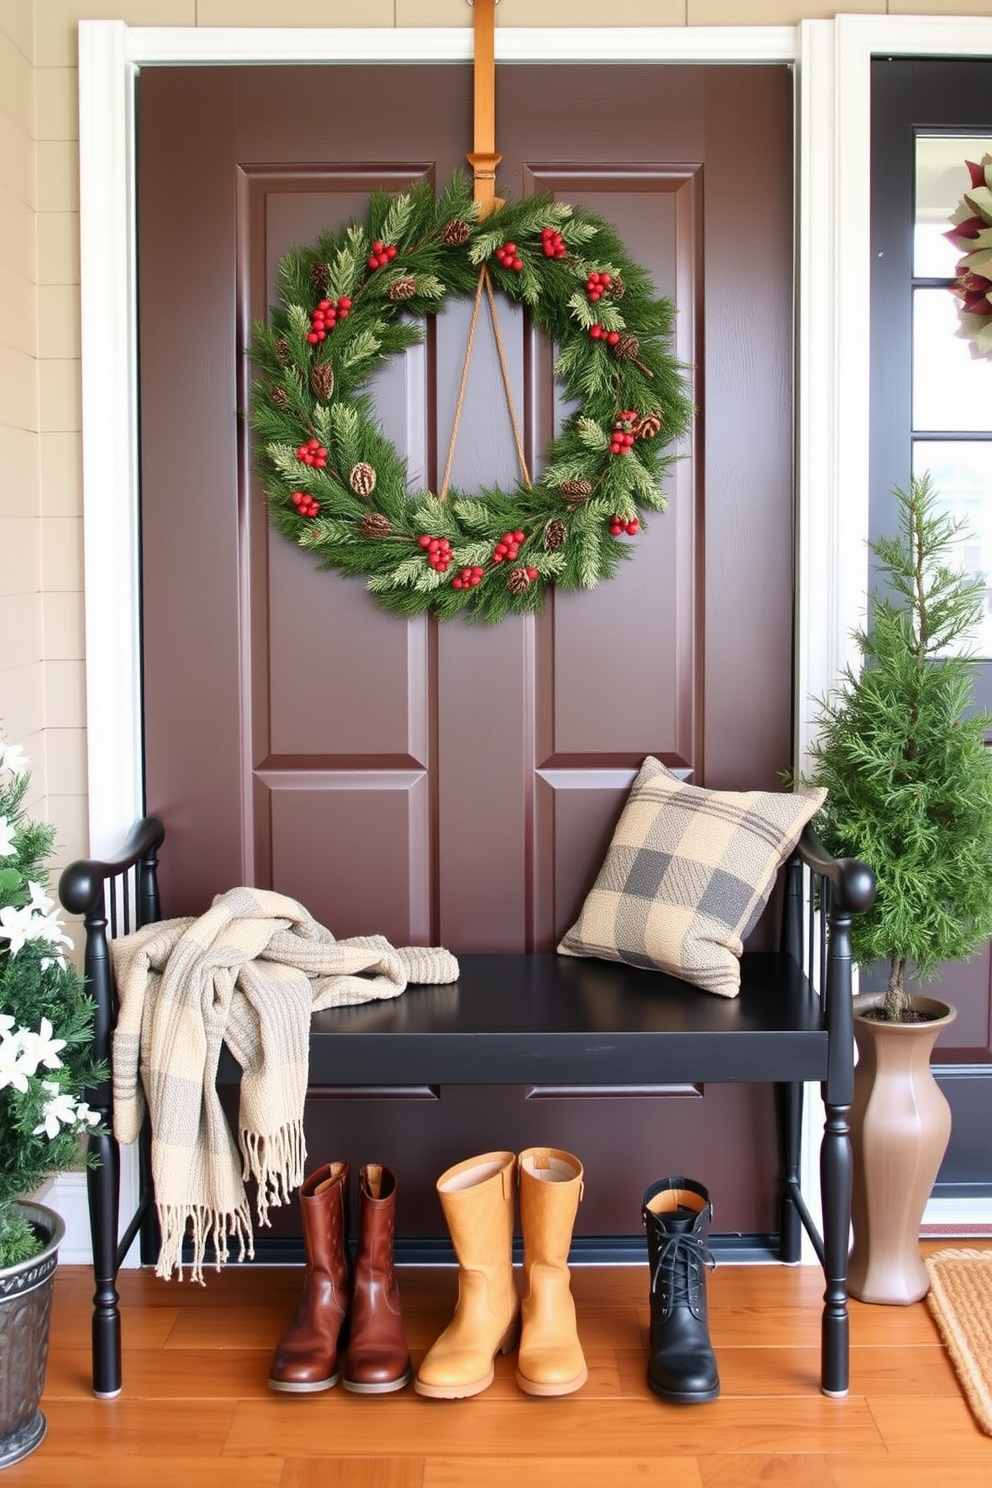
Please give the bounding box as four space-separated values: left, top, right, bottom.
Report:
76 16 992 1266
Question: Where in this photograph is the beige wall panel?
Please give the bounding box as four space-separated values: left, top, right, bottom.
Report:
0 592 42 668
44 722 86 793
43 657 85 729
40 514 81 590
0 183 33 280
42 590 84 660
46 787 87 869
35 210 77 284
37 284 79 359
689 0 882 19
34 1 195 68
0 516 41 593
0 343 38 432
0 664 44 743
0 30 33 131
397 0 686 24
0 263 37 357
39 430 81 516
0 2 33 65
34 66 77 141
0 111 31 207
198 0 390 23
36 139 78 212
0 425 38 514
37 357 79 432
890 0 992 12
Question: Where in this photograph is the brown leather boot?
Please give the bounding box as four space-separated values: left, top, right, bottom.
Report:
268 1161 350 1392
342 1163 412 1393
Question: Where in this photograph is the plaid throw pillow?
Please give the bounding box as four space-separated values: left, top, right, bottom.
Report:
557 757 826 997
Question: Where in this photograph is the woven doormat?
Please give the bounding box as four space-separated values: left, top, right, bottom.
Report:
925 1247 992 1435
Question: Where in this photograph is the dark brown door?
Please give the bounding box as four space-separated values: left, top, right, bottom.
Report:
136 62 795 1247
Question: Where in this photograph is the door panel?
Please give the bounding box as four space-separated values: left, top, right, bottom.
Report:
138 62 794 1241
871 59 992 1203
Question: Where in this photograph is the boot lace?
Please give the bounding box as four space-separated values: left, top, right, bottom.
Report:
650 1233 716 1310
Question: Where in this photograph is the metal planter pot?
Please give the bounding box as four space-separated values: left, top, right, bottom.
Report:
0 1200 65 1470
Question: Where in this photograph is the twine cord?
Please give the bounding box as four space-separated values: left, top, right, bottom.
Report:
438 261 531 501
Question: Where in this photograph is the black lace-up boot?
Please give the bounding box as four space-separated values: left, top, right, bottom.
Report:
641 1177 720 1404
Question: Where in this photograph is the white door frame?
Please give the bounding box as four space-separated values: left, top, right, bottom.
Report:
71 15 992 1262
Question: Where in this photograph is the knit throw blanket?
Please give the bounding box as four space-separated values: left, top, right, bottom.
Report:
111 886 459 1281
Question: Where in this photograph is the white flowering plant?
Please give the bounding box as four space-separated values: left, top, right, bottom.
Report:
0 733 103 1268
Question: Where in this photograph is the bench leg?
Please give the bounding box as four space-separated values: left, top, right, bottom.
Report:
819 1099 852 1397
87 1128 123 1398
777 1081 803 1264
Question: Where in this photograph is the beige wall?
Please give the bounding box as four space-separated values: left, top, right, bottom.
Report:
4 0 992 869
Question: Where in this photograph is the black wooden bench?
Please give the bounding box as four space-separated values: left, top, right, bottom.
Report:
59 815 875 1401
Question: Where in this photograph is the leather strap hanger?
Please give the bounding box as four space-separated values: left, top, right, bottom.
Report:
466 0 504 219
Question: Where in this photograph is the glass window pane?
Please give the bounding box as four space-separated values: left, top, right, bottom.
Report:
913 287 992 432
912 442 992 658
915 135 992 278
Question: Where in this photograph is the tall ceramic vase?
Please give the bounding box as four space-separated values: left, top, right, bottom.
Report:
0 1200 64 1469
848 993 956 1306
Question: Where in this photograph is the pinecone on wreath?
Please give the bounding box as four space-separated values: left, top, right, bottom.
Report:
310 364 335 400
441 219 471 247
507 566 533 596
544 519 567 552
270 385 290 409
387 277 417 302
613 334 640 363
360 512 391 539
310 261 330 293
350 462 377 497
636 412 663 440
559 479 593 501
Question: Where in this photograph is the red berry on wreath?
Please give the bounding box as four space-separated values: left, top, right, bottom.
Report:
291 491 320 518
540 227 566 259
586 271 612 302
495 242 523 272
295 440 328 469
368 242 399 269
626 517 640 535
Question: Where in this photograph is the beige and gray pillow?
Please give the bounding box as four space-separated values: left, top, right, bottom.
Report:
557 756 826 997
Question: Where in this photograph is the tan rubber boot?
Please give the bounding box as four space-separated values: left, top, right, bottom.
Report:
414 1151 520 1399
515 1147 588 1396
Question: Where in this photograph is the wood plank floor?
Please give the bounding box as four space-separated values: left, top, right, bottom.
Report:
20 1240 992 1487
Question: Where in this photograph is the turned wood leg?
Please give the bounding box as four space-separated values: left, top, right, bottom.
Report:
819 1099 852 1397
87 1128 123 1398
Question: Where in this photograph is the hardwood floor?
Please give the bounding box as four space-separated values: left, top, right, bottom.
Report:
22 1240 992 1487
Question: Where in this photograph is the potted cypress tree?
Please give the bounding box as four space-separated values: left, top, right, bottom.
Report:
806 472 992 1304
0 732 102 1466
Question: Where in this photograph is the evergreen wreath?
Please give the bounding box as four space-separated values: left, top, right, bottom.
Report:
247 172 694 623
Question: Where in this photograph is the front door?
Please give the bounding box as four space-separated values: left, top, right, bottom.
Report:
871 59 992 1209
136 62 795 1246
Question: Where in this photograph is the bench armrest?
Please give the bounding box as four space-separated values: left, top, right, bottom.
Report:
59 817 166 1095
794 824 877 916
